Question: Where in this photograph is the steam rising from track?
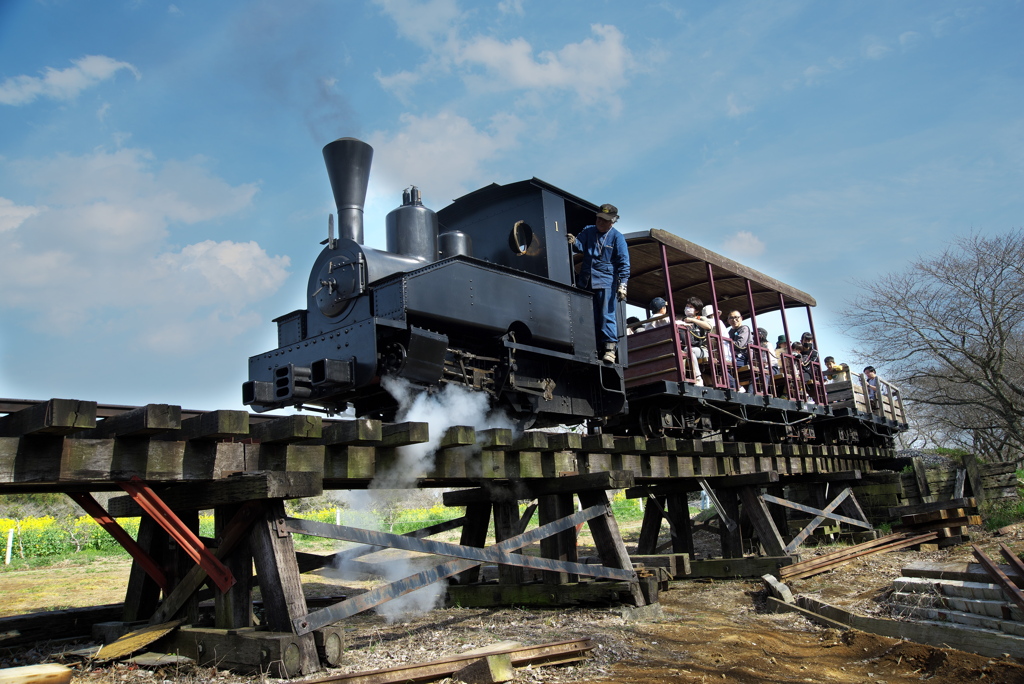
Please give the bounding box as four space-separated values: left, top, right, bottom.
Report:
376 377 518 488
329 379 519 622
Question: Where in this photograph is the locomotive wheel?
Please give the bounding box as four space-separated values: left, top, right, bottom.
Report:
638 404 666 438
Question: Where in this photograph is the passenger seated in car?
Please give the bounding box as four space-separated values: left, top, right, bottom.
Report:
625 316 642 335
647 297 671 329
797 332 820 379
759 328 779 373
726 311 751 368
681 296 712 387
823 356 850 382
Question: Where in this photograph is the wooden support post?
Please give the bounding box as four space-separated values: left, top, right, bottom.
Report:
716 488 743 559
456 502 491 585
493 501 524 585
122 515 167 622
635 496 664 554
215 504 253 629
538 494 577 584
577 490 645 606
248 500 318 674
739 486 787 557
250 500 309 631
665 493 694 557
169 509 201 625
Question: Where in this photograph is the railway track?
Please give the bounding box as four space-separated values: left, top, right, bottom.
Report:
0 397 895 494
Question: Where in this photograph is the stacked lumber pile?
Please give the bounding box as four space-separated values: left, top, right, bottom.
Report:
848 471 906 523
890 498 980 548
889 547 1024 640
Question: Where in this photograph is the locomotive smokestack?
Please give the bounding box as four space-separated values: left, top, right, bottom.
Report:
322 137 373 245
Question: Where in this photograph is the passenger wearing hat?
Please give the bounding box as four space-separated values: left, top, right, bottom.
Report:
774 334 789 369
568 203 631 363
648 297 670 329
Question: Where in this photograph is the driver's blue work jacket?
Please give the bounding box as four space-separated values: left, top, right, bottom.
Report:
571 224 630 344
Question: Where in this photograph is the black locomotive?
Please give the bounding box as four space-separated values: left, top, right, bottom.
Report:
244 137 907 447
243 137 627 427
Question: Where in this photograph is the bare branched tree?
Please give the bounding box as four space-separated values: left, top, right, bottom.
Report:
844 231 1024 462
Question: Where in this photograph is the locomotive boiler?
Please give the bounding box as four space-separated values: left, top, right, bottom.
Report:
243 137 628 425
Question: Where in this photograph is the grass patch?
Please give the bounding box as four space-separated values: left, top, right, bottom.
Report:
982 498 1024 531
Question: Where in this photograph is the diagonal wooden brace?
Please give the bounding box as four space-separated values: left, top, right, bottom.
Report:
281 517 636 581
762 489 873 528
68 492 168 592
698 478 737 532
120 476 235 593
291 505 630 634
762 488 873 554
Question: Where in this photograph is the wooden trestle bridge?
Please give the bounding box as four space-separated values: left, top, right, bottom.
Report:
0 398 892 677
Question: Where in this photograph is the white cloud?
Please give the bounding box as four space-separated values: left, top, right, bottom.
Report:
373 5 634 112
457 24 632 110
721 230 765 259
0 148 287 351
374 0 462 49
725 93 752 118
0 197 42 232
367 111 524 204
12 148 258 252
497 0 524 16
862 36 891 60
0 55 140 106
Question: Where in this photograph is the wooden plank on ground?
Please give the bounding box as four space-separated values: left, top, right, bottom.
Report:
765 596 849 630
289 639 594 684
902 561 1024 583
685 556 795 579
0 604 123 648
0 664 73 684
799 596 1024 660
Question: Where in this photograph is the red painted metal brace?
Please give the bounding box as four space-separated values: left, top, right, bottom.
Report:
119 476 236 593
67 491 168 592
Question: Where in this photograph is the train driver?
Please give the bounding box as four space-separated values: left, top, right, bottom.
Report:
568 203 631 363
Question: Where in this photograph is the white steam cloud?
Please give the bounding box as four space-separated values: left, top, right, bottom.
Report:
329 379 519 622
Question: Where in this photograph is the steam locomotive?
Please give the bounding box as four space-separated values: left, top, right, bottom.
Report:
243 137 907 447
243 137 626 427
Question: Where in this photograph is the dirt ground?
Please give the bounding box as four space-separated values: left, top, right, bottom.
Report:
3 528 1024 683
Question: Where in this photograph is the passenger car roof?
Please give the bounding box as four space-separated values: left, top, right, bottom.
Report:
621 228 816 315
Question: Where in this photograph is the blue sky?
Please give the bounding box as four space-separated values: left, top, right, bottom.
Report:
1 0 1021 411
